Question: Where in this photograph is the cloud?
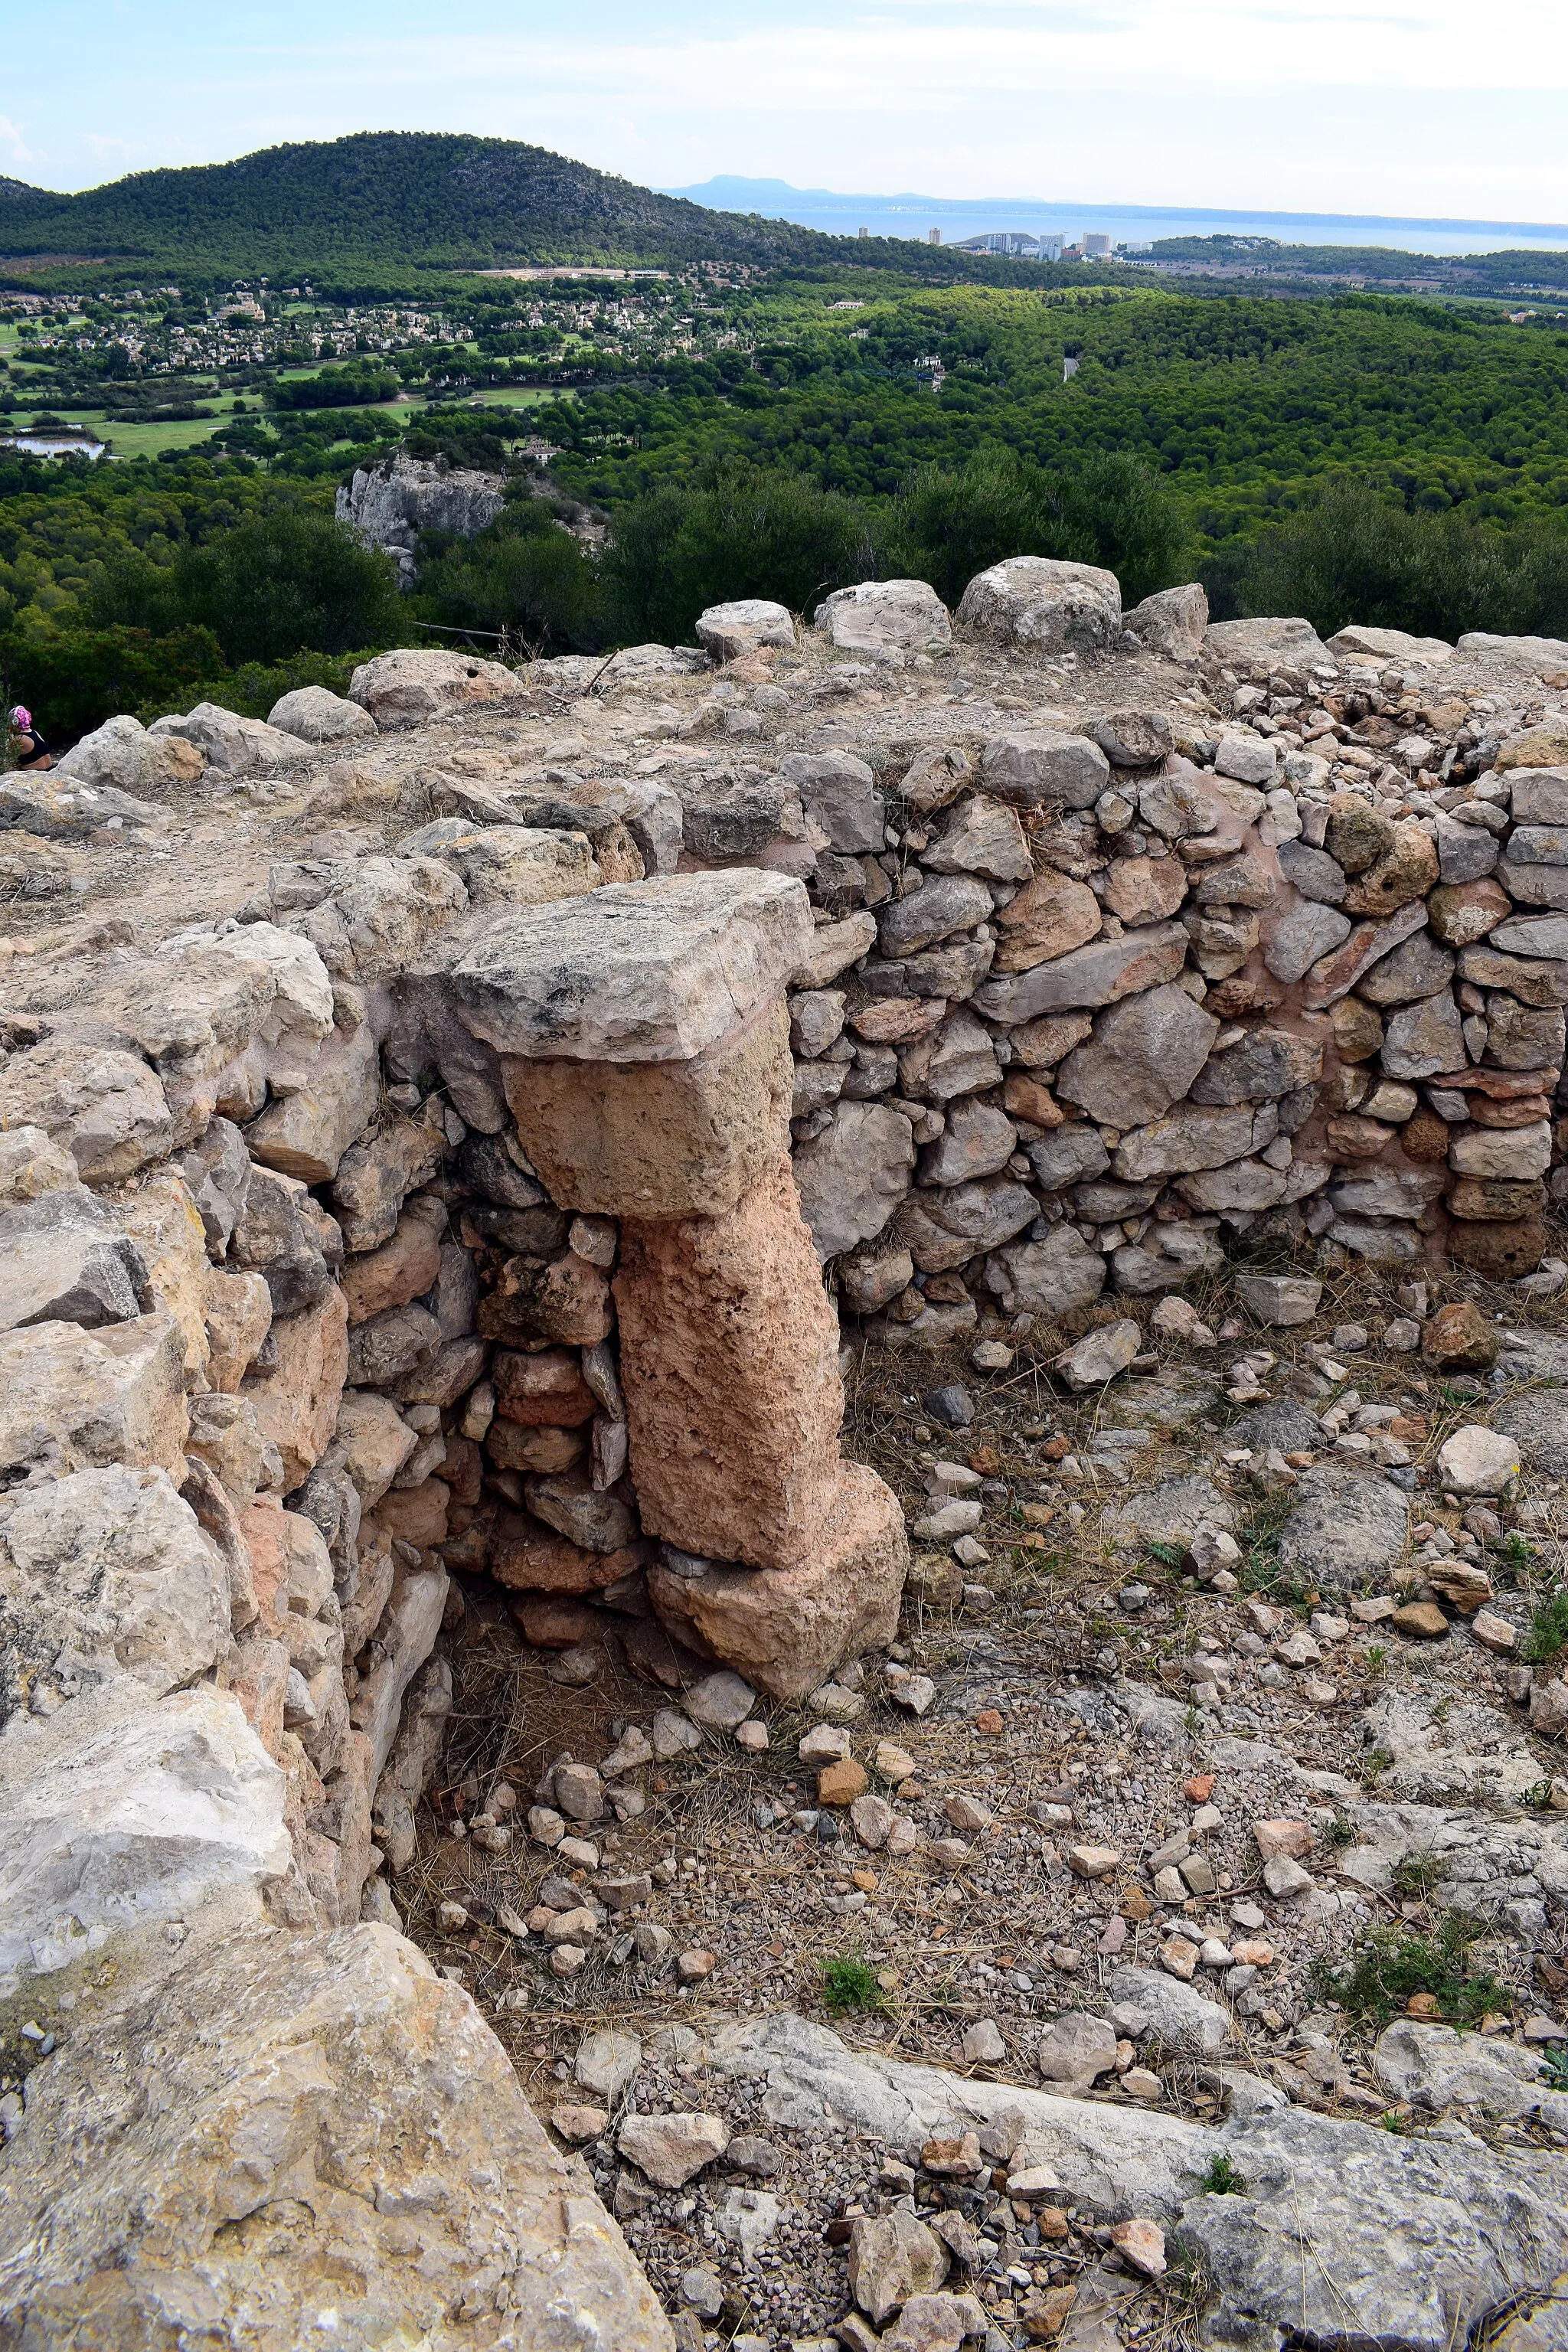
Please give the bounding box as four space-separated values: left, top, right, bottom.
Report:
0 116 38 168
11 0 1568 217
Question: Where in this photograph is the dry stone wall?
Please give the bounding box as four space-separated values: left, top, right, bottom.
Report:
1 580 1566 2341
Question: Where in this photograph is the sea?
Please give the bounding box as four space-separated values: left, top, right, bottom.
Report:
662 180 1568 260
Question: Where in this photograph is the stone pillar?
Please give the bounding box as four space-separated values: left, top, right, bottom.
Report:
452 874 909 1698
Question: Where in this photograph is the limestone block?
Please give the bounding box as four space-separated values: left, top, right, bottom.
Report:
1102 854 1187 925
502 998 794 1219
0 1313 188 1485
984 1227 1106 1318
346 1302 441 1390
1302 900 1432 1009
493 1348 599 1426
0 1681 288 1984
1114 1102 1268 1180
52 709 201 792
958 555 1122 651
240 1286 350 1491
815 577 952 652
230 1165 341 1318
896 1008 1001 1102
0 1040 172 1186
0 1185 148 1335
244 1021 381 1184
350 1557 451 1780
1278 840 1348 904
1381 991 1467 1080
1190 1027 1323 1105
878 874 995 956
332 1389 419 1510
287 855 469 985
348 645 521 728
1056 985 1218 1127
478 1249 612 1349
776 749 885 853
373 1652 452 1873
1436 816 1501 883
980 730 1110 808
486 1512 643 1594
616 1159 843 1570
0 1919 673 2346
792 1100 916 1261
1125 581 1209 657
0 1125 78 1207
268 681 377 742
202 1269 273 1393
992 870 1103 971
185 1393 276 1514
397 817 603 907
696 597 795 658
0 1467 230 1726
1263 900 1352 983
1451 1121 1553 1178
331 1115 448 1251
897 1179 1037 1272
454 870 812 1066
340 1198 446 1324
1204 616 1329 667
974 924 1187 1024
1508 769 1568 824
149 700 301 773
113 1169 214 1378
648 1461 907 1702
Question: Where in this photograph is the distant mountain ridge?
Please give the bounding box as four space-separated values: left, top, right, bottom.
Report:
0 133 884 277
0 132 882 279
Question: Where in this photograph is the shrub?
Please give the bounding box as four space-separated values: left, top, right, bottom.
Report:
1222 477 1568 642
0 620 228 746
413 501 606 654
1315 1912 1504 2027
603 462 874 644
1524 1586 1568 1664
172 508 407 666
141 648 379 725
883 447 1190 609
819 1954 887 2015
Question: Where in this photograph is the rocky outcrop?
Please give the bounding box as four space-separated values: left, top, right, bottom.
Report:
336 445 505 581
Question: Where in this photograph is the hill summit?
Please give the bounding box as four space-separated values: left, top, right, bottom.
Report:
0 130 876 276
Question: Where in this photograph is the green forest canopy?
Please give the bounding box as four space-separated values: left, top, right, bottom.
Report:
6 274 1568 740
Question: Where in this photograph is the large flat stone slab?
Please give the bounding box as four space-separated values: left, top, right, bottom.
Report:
694 2012 1568 2352
0 1919 674 2348
452 871 814 1063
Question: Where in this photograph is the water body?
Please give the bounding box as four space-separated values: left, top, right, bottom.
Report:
664 178 1568 260
0 430 105 458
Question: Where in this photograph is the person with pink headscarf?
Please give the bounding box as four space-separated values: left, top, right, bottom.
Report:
6 705 51 770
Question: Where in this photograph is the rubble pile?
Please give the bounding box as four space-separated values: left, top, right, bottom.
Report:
1 567 1566 2348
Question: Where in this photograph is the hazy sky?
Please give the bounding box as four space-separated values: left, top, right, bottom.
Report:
6 0 1567 221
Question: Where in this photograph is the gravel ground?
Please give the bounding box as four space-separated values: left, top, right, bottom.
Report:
398 1244 1568 2348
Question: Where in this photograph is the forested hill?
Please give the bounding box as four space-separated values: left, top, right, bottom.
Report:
0 132 1030 283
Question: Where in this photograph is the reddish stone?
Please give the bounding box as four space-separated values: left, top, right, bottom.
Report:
492 1348 597 1427
488 1512 645 1595
616 1158 842 1570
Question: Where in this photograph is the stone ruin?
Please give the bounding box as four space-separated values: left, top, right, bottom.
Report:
1 557 1567 2342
